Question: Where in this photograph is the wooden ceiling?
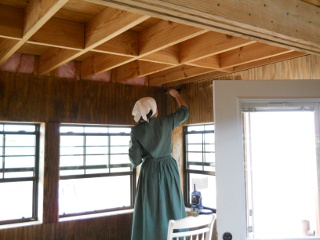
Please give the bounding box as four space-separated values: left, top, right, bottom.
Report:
0 0 319 87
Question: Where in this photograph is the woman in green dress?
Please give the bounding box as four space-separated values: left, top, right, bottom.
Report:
129 89 189 240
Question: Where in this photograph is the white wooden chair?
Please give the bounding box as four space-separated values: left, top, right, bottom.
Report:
167 214 215 240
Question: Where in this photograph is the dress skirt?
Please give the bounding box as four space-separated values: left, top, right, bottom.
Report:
131 156 186 240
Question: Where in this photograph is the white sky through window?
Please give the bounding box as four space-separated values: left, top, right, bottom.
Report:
243 110 318 238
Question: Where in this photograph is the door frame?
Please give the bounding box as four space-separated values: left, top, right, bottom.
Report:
213 80 320 240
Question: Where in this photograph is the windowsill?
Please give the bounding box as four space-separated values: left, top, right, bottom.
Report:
59 208 134 222
0 208 203 230
0 220 43 230
60 207 194 222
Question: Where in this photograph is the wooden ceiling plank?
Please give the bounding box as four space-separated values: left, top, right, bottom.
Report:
39 7 149 75
100 0 320 55
29 18 85 50
24 0 69 39
148 65 215 86
85 7 149 48
94 31 139 57
140 45 180 65
139 20 208 56
0 5 24 39
82 20 205 79
185 55 220 69
163 70 226 88
81 53 133 79
112 60 173 82
180 31 255 63
220 42 294 68
302 0 320 7
233 51 308 72
0 0 68 64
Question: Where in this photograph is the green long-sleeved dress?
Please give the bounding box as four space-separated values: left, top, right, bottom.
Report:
129 105 189 240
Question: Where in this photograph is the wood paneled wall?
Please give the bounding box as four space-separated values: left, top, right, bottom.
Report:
0 214 133 240
0 71 166 124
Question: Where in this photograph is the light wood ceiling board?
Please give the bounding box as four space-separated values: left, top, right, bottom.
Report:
81 53 133 78
55 0 106 23
220 42 294 68
0 5 24 39
112 60 173 82
302 0 320 7
24 0 69 39
148 65 215 86
85 7 150 48
130 17 162 32
180 32 255 63
94 31 139 57
164 70 227 88
140 45 180 65
100 0 320 55
139 20 208 56
186 55 220 70
233 51 308 72
73 51 96 62
17 42 51 56
0 0 28 8
39 48 81 75
0 0 68 66
36 8 148 74
29 18 84 50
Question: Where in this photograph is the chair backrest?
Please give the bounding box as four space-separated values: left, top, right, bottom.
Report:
167 214 216 240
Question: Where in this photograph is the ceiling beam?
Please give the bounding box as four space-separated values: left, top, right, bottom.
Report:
139 20 207 55
29 18 85 50
148 65 216 86
100 0 320 55
220 42 294 68
112 60 173 82
0 0 69 65
83 20 206 79
180 32 255 64
38 8 149 75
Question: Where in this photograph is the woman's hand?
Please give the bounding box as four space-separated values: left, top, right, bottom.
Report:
168 89 179 98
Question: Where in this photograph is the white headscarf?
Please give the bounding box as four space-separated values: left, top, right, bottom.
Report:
132 97 157 122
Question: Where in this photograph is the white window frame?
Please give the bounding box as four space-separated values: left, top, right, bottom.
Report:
59 124 135 218
0 122 44 228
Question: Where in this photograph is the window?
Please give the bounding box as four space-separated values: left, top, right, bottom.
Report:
242 102 319 238
59 125 134 217
0 123 41 225
184 124 216 210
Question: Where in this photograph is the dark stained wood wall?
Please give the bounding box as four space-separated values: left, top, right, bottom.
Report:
0 72 167 124
0 214 133 240
171 81 214 124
